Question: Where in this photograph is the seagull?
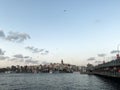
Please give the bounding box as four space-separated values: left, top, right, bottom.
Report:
64 10 67 12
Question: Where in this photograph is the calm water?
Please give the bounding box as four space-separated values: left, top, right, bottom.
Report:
0 73 120 90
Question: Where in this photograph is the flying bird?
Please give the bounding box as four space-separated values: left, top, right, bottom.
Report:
64 10 67 12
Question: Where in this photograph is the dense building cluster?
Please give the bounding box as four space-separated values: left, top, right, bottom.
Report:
79 64 94 74
0 60 79 73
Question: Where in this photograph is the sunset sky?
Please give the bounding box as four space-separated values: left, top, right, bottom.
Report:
0 0 120 67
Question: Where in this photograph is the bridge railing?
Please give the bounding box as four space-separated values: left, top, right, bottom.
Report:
94 59 120 69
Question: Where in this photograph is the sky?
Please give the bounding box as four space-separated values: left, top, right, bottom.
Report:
0 0 120 67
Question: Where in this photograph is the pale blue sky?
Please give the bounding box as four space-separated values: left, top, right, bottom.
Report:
0 0 120 67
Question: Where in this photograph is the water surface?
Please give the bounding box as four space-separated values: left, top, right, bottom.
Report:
0 73 120 90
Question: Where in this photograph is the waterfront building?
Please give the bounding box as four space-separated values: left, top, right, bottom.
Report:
80 66 87 74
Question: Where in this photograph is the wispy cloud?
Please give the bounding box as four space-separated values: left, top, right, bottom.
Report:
13 54 24 58
95 61 102 64
0 48 9 60
25 46 44 53
98 53 106 57
0 48 5 55
25 59 38 64
0 56 9 60
87 57 95 61
0 30 30 42
10 58 24 62
0 30 5 38
110 50 119 54
6 31 30 42
24 56 31 58
11 54 32 62
41 50 49 55
41 61 50 65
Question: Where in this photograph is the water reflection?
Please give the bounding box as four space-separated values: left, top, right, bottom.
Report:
95 75 120 90
0 73 120 90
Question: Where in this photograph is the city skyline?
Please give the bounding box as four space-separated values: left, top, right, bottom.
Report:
0 0 120 67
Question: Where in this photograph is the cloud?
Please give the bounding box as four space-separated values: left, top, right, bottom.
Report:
41 61 50 65
0 56 9 60
45 50 49 53
0 48 8 60
95 61 102 64
13 54 24 58
24 56 31 58
110 50 119 54
8 54 37 64
25 46 34 50
0 48 5 55
32 48 44 53
25 46 45 53
0 30 5 38
12 54 32 62
87 57 95 61
10 58 24 62
6 31 30 42
98 54 106 57
0 30 30 42
9 58 17 61
41 50 49 55
25 59 38 64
